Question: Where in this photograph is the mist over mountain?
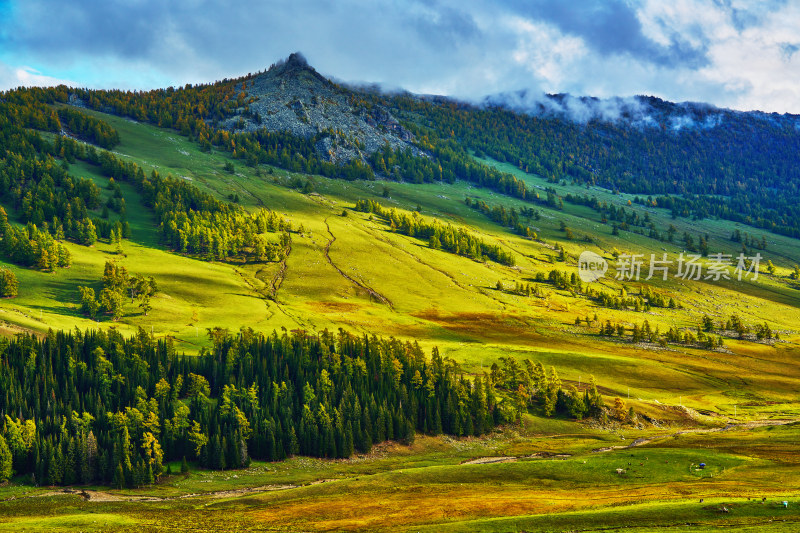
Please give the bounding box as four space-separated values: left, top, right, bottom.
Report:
248 54 800 136
480 89 800 132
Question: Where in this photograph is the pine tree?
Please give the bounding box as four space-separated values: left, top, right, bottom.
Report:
63 437 77 485
76 432 93 484
48 447 63 485
78 286 100 319
99 288 124 320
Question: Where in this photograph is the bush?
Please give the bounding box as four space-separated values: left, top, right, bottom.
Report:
0 268 18 297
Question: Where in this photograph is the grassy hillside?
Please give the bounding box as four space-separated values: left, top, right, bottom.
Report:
3 105 798 414
1 98 800 531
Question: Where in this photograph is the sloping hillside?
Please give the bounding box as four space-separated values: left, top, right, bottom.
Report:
0 84 797 419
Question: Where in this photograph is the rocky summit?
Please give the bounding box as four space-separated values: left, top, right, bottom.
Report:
222 53 420 166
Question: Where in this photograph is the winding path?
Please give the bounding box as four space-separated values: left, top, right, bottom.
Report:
360 222 511 311
323 217 394 309
591 419 797 453
268 236 292 300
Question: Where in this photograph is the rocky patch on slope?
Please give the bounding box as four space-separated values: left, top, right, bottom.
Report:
222 53 422 166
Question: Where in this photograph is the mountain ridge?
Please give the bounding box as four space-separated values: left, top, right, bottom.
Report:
258 54 800 131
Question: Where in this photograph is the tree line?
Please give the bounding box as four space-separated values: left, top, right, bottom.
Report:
464 197 539 239
0 208 72 271
488 355 605 420
532 268 678 312
588 312 777 349
57 107 120 149
355 199 515 266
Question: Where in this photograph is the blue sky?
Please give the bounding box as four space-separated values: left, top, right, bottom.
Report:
1 0 799 113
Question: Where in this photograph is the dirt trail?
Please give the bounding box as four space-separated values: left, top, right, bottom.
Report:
359 222 510 311
232 261 307 331
268 236 291 299
591 419 797 453
17 484 300 504
323 217 394 309
461 452 572 465
462 456 518 465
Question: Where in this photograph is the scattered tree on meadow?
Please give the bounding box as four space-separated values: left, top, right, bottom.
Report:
0 267 18 297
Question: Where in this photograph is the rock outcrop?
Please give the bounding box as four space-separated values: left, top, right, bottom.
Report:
221 53 421 166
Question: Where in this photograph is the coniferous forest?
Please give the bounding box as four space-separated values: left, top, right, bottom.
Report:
382 94 800 238
0 328 602 487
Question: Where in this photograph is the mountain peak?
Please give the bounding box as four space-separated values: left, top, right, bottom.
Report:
222 53 419 167
284 52 309 69
267 52 325 82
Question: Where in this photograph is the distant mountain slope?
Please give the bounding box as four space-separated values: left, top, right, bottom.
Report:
8 52 800 238
1 53 800 455
381 87 800 237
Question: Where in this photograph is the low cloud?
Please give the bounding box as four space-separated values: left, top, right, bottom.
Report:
0 62 75 90
482 91 653 124
481 90 729 131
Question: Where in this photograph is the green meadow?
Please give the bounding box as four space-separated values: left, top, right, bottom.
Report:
2 105 800 530
2 423 799 531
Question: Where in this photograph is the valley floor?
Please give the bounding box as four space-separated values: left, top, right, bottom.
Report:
2 418 799 532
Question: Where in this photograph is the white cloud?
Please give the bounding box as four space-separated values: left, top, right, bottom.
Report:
635 0 800 111
1 1 800 112
0 63 75 90
508 17 589 92
637 0 730 46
